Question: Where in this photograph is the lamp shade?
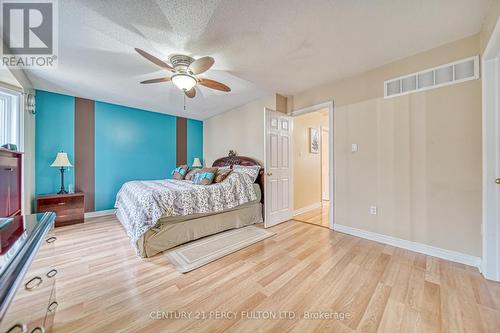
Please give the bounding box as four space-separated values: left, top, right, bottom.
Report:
50 152 72 168
172 74 197 91
192 157 202 168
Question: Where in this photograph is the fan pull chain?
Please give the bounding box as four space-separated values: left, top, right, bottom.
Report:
183 92 186 111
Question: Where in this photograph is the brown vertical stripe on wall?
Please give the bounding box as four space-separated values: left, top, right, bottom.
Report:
176 117 187 165
75 97 95 213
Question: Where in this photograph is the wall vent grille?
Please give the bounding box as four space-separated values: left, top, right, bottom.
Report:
384 56 479 98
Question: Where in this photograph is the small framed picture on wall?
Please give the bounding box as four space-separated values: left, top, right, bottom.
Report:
310 127 319 154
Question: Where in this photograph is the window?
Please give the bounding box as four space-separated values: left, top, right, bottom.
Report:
0 88 21 148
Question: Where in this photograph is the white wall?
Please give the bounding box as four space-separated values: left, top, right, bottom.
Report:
293 35 482 257
203 95 276 166
23 96 35 214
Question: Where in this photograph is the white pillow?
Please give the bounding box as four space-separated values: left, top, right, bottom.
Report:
232 165 260 182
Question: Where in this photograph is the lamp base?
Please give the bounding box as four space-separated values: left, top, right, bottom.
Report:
58 167 67 195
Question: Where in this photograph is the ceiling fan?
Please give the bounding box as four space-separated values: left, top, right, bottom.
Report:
135 48 231 99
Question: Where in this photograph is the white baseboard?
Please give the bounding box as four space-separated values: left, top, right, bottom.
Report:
334 224 481 268
84 209 116 219
294 202 322 216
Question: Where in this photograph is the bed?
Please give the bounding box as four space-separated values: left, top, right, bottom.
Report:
115 154 264 258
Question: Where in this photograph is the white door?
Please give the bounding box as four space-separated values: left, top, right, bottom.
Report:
321 126 329 201
265 109 293 227
482 22 500 282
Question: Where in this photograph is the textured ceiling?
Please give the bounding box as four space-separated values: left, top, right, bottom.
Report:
25 0 491 120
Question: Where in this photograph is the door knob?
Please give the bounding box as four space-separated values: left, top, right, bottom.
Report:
496 178 500 185
267 172 273 176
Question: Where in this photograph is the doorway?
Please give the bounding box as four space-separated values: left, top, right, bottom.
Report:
291 102 334 229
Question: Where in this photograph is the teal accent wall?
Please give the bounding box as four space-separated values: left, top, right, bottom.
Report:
35 90 203 211
187 119 203 167
94 102 177 210
35 90 75 195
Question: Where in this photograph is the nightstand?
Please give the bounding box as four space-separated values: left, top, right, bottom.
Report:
36 192 85 227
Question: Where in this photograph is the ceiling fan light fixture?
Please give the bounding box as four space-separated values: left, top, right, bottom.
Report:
171 74 197 91
135 49 231 95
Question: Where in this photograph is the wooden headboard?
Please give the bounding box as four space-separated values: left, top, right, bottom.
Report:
212 153 264 203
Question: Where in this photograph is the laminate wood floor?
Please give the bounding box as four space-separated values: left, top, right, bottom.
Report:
294 201 330 228
49 216 500 333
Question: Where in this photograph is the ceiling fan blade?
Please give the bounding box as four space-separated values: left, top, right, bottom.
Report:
198 78 231 92
188 56 214 75
140 77 171 84
185 87 196 98
135 48 174 71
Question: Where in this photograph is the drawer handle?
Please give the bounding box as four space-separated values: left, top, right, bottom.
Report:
46 269 58 278
6 323 27 333
25 276 42 291
57 202 66 206
46 236 57 243
48 301 58 313
30 327 44 333
5 167 14 171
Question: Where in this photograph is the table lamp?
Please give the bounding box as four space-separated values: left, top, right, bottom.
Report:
192 157 202 168
51 151 72 194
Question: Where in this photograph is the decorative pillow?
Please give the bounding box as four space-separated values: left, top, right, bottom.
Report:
193 172 215 185
184 168 199 181
191 167 217 185
171 164 189 180
232 165 260 182
214 168 232 183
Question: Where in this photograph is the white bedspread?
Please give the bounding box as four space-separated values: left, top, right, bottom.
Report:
114 172 257 253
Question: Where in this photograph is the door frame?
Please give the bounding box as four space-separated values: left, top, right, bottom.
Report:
320 126 329 201
291 101 334 229
481 20 500 282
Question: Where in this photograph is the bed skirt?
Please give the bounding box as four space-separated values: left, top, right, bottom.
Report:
117 202 263 258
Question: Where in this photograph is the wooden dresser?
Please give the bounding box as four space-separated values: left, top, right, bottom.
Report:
0 149 22 218
0 213 58 333
37 193 84 227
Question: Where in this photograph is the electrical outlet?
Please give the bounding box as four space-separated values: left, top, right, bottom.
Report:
370 206 377 215
351 144 358 152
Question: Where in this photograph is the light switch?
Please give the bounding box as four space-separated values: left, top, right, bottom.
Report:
351 144 358 152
